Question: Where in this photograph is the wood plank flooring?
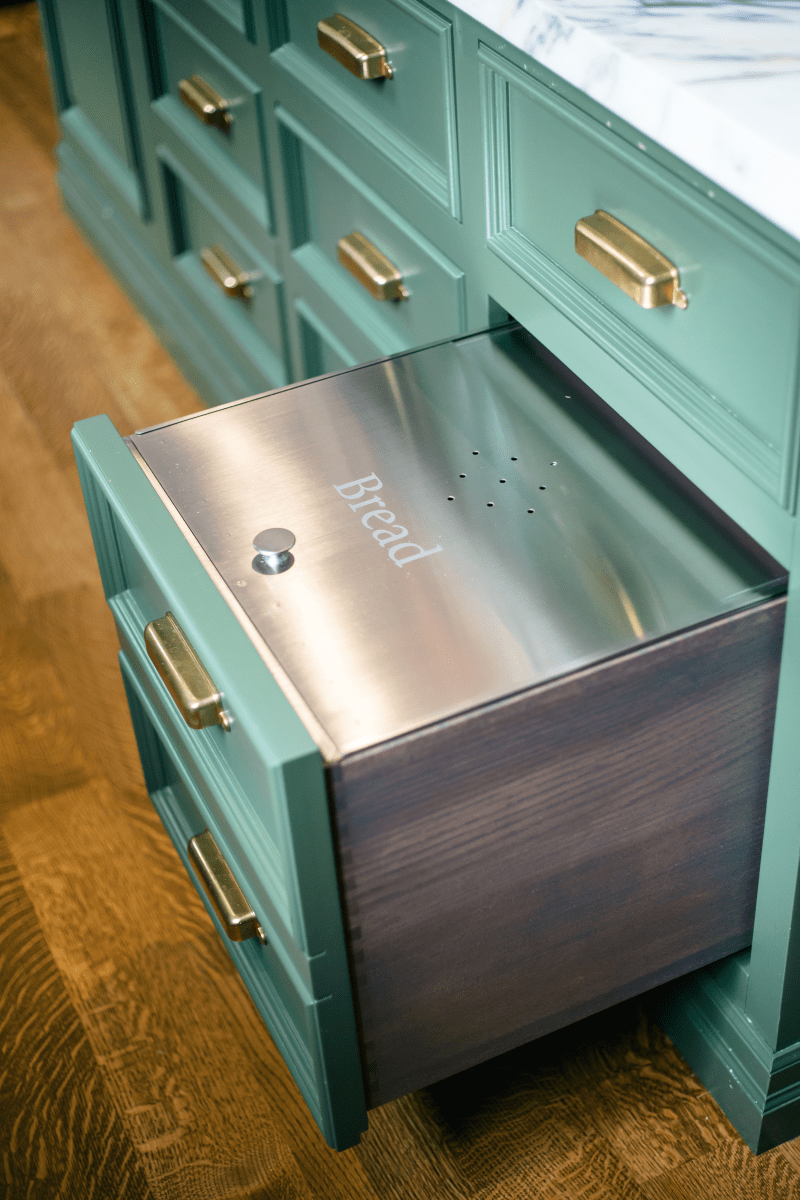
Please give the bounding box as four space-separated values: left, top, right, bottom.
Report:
2 3 800 1196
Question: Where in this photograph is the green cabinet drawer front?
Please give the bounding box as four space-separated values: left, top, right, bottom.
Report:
194 0 255 41
71 414 367 1149
149 0 271 227
279 106 465 357
102 504 300 954
480 46 800 511
160 150 287 387
275 0 459 215
117 650 339 1139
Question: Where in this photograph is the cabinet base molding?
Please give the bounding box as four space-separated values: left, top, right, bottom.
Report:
655 955 800 1153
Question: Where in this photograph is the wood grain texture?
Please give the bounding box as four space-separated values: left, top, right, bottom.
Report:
0 617 92 817
332 597 785 1107
0 828 155 1200
3 780 324 1200
28 582 147 794
5 2 800 1194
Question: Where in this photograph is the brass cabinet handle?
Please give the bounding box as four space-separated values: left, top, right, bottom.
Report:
317 13 393 80
144 612 231 731
200 244 253 301
575 210 688 310
188 830 267 943
178 74 232 130
337 231 408 301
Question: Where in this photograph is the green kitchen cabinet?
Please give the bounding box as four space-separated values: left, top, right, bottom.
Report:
41 0 800 1156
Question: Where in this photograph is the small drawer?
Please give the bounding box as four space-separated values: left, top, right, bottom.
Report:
161 150 288 387
480 46 800 510
149 0 271 226
275 0 460 216
279 107 465 357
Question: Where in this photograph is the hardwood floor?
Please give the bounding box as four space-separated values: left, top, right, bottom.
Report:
2 4 800 1196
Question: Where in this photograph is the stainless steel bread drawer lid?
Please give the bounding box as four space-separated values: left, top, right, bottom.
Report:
127 325 784 758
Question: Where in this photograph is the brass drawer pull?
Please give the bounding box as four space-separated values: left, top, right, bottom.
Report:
317 13 393 80
188 830 266 943
337 231 408 301
575 210 688 310
178 74 232 130
144 612 231 731
200 244 253 301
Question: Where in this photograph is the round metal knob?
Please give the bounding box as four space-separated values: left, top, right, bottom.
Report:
253 528 295 575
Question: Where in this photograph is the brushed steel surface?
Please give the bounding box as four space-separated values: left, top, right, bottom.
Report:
130 327 782 757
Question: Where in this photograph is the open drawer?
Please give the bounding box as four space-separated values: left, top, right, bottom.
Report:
73 324 786 1146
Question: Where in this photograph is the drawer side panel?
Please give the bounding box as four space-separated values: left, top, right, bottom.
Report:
332 597 785 1107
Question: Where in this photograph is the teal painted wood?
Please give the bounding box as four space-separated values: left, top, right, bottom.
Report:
189 0 256 44
275 0 461 217
149 0 274 231
478 43 800 514
71 414 368 1149
276 104 466 357
654 958 800 1154
157 145 289 388
57 145 274 403
41 0 148 217
294 297 360 377
655 519 800 1152
445 12 796 568
748 527 800 1049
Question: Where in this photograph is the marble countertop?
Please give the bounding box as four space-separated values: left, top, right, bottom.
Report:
453 0 800 242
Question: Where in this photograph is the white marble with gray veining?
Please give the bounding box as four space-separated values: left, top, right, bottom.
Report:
451 0 800 241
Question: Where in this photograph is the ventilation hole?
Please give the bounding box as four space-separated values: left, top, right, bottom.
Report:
447 495 454 501
473 450 480 455
459 473 466 478
527 508 535 514
499 478 507 483
539 485 546 490
511 456 518 461
487 502 494 507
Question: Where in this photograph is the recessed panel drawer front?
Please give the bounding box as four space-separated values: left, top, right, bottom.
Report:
110 538 296 950
150 0 270 226
480 46 800 511
279 108 465 356
162 152 287 386
277 0 459 216
117 649 336 1140
71 414 367 1150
